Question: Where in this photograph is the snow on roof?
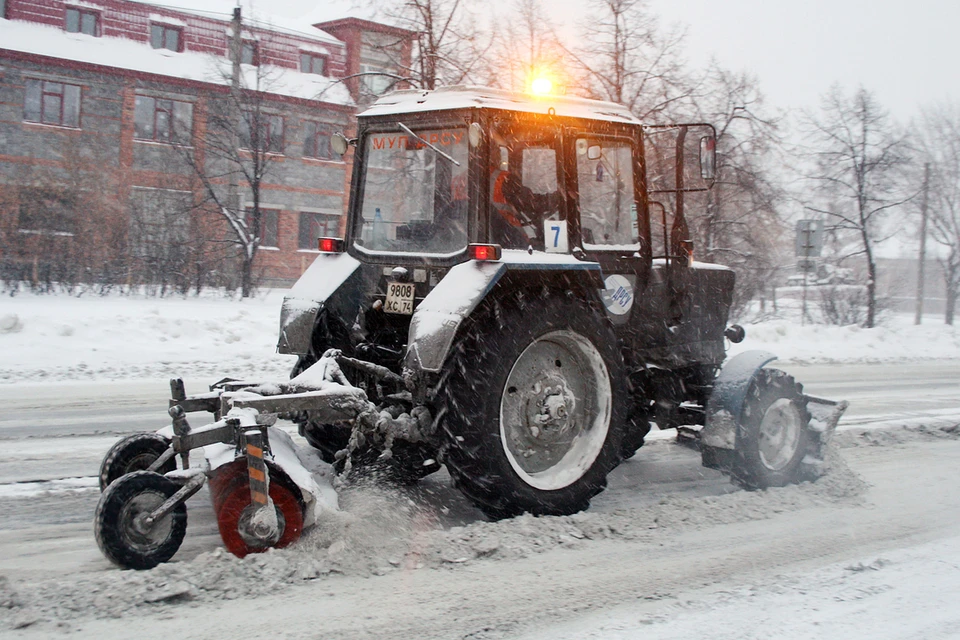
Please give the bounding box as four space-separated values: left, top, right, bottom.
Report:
127 0 344 46
360 86 642 124
0 18 354 106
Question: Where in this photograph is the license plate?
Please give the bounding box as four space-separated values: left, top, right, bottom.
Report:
384 281 415 315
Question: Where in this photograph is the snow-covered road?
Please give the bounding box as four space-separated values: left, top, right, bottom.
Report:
0 362 958 637
2 294 959 637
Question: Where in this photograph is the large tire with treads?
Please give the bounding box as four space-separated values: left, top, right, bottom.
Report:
435 293 628 519
730 368 812 489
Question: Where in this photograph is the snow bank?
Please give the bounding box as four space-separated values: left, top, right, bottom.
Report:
0 290 295 384
1 290 958 384
730 313 960 364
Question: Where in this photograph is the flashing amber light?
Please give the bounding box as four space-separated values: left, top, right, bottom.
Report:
530 76 553 96
468 243 502 261
318 237 344 253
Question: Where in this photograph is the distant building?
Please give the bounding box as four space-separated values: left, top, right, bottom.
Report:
0 0 414 288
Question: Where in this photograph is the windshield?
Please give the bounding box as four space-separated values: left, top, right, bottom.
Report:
354 126 470 256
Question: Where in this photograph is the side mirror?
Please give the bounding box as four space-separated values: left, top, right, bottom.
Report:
331 132 350 156
587 145 602 160
700 136 716 181
468 122 483 147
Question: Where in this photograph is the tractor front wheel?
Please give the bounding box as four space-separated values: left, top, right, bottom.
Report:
731 369 812 489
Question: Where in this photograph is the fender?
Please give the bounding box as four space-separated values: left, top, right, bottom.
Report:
701 350 778 451
403 250 604 374
277 252 362 355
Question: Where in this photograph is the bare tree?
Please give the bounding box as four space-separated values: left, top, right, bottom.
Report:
0 132 126 293
917 101 960 324
689 66 787 317
799 86 912 328
176 15 282 298
564 0 692 121
368 0 491 91
483 0 566 92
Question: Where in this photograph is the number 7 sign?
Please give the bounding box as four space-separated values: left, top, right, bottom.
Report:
544 220 569 253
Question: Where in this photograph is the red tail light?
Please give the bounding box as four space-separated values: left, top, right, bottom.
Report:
318 237 344 253
468 243 502 261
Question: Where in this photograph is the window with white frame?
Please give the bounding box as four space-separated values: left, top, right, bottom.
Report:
360 64 394 96
150 23 182 51
240 112 284 154
302 122 336 159
300 52 326 75
134 96 193 144
245 207 279 247
241 41 259 66
128 188 192 260
18 188 77 235
24 79 81 128
65 7 100 36
298 212 339 249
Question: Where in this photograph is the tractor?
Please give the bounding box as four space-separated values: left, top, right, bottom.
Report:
94 86 846 569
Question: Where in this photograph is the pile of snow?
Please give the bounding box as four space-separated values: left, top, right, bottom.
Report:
0 290 295 384
1 290 958 385
730 313 960 364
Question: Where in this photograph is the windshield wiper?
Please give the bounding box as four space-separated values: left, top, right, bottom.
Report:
398 122 461 166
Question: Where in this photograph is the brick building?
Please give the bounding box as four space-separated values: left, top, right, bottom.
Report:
0 0 414 288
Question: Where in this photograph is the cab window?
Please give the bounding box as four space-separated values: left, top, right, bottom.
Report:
488 125 561 250
575 138 638 250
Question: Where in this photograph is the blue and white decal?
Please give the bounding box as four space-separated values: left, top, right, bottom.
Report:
601 274 635 316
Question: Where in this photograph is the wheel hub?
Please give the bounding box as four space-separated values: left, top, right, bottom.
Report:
236 502 285 548
119 490 172 551
526 378 576 441
758 398 804 471
499 330 612 490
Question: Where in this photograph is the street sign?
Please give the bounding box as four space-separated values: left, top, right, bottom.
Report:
795 219 824 258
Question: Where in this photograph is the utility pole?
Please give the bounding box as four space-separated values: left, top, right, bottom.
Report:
228 7 243 234
915 162 930 325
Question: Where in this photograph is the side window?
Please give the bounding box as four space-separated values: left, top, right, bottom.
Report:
576 138 637 249
489 129 561 250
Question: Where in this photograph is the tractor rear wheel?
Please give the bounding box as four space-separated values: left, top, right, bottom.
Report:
731 369 812 489
436 294 627 519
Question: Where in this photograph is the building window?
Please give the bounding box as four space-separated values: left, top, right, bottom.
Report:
302 122 335 159
360 64 394 96
299 53 326 75
241 112 284 154
24 79 81 128
18 188 77 235
151 24 182 52
1 0 7 19
241 41 259 66
134 96 193 144
298 212 339 249
245 208 278 247
128 188 191 263
65 7 100 36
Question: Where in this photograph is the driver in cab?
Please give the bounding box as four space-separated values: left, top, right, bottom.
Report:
489 131 560 250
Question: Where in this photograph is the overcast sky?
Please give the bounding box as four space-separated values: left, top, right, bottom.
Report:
194 0 958 122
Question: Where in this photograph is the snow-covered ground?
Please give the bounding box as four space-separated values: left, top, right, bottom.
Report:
0 291 958 639
2 290 959 384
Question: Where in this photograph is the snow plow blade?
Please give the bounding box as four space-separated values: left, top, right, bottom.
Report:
94 351 385 569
